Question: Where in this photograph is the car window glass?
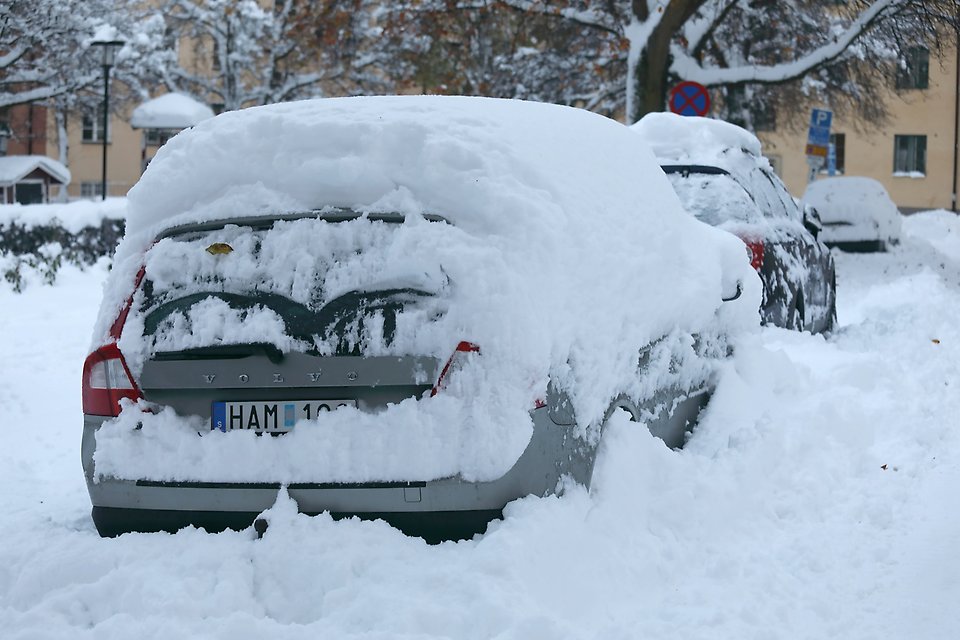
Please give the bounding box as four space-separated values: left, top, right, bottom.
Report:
665 173 765 226
138 216 453 356
762 168 802 221
738 167 787 219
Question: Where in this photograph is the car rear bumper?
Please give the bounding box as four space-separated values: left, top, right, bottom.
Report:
823 239 888 253
91 506 504 542
82 407 594 539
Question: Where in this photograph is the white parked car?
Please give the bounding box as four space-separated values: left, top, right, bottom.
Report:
81 96 759 540
802 176 902 252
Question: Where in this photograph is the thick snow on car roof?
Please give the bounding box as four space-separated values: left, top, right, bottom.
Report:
630 111 766 172
110 97 759 343
127 96 716 237
94 97 760 483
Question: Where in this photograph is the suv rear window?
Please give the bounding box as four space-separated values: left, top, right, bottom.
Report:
665 172 764 227
137 213 451 357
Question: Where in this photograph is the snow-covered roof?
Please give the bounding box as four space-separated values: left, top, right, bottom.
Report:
130 93 215 130
0 155 71 186
630 112 763 161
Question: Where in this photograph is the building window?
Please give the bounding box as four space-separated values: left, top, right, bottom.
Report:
753 103 777 132
144 128 174 146
0 118 10 156
80 181 103 198
81 105 110 143
893 135 926 175
896 47 929 90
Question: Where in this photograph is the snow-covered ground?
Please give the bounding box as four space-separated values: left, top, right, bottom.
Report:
1 211 958 639
0 198 126 233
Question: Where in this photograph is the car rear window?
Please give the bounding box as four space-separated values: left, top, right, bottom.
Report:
137 213 451 356
665 173 764 227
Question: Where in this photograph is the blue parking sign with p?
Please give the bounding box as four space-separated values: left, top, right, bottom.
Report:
807 108 833 151
810 109 832 129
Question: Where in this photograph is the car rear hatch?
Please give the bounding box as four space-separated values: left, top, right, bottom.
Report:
130 211 449 429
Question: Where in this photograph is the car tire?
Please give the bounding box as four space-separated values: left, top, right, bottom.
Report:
787 292 805 331
824 273 838 333
589 407 634 493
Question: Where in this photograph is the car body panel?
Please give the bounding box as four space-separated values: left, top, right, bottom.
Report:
83 374 712 537
662 164 836 333
802 176 901 251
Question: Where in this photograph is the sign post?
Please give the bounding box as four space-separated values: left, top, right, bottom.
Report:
669 81 711 117
805 108 832 183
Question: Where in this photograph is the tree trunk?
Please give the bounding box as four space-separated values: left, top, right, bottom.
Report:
54 104 69 202
628 0 707 124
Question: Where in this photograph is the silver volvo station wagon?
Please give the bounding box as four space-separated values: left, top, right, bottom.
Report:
81 97 758 541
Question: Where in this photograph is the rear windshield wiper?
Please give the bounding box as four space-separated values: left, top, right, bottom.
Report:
143 288 436 356
143 291 321 343
153 342 286 364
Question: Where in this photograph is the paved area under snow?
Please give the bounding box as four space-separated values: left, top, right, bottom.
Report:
2 211 959 639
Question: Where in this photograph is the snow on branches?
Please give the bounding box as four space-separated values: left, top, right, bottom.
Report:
155 0 382 110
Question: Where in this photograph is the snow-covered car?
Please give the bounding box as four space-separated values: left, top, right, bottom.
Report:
81 97 760 540
631 113 836 333
802 176 902 252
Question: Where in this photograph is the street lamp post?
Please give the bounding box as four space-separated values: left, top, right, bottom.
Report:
90 39 124 201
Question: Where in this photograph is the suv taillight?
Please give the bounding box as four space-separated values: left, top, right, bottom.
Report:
742 239 764 271
431 341 481 396
82 343 142 416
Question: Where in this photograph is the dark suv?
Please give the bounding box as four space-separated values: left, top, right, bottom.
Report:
634 114 836 333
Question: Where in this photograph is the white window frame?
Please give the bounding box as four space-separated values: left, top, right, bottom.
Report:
13 179 46 204
81 106 111 143
80 181 103 198
893 135 927 176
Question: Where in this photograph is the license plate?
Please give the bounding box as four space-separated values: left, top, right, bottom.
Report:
211 399 357 432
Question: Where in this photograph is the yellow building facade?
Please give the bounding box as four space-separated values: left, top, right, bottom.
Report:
760 45 960 212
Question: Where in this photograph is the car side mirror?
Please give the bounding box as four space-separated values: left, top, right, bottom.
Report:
721 281 742 302
803 204 822 238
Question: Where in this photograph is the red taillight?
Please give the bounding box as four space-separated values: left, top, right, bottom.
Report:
109 265 146 339
742 238 764 271
431 341 481 396
82 343 142 416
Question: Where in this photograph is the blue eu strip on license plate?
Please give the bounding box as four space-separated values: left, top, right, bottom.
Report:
212 402 227 432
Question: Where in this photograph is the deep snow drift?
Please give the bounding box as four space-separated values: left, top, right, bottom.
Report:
1 210 958 639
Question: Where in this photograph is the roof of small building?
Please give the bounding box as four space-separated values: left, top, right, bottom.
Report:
0 155 71 186
131 93 216 130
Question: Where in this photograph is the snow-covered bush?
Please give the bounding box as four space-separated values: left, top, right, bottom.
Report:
0 200 126 290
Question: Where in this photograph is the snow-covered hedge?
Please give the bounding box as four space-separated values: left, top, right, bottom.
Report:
0 199 126 290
